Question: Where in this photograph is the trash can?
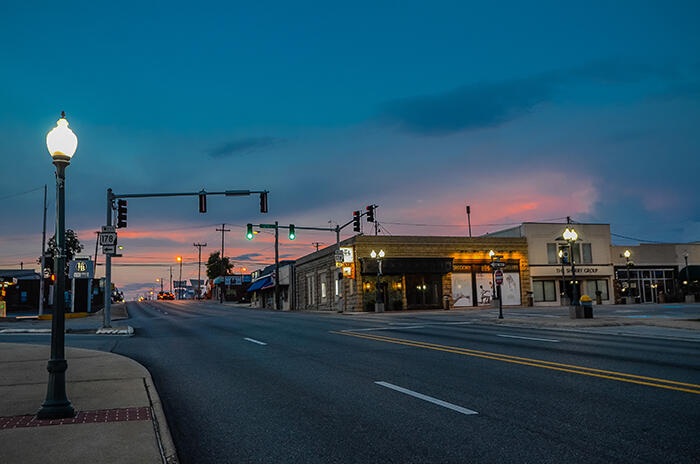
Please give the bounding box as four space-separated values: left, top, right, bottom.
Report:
580 295 593 319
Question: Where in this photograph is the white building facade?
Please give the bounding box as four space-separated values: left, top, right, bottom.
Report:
487 223 614 306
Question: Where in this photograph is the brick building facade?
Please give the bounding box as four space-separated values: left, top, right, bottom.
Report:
293 235 530 312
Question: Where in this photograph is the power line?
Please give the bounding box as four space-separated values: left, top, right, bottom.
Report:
0 186 44 201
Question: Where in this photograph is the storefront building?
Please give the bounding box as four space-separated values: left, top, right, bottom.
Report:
487 223 614 306
611 243 700 303
293 235 530 312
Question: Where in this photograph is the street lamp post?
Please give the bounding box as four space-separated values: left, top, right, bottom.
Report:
37 112 77 419
624 249 632 303
684 252 690 298
563 227 579 306
488 249 495 304
558 249 566 305
176 256 182 300
371 249 385 312
156 278 163 293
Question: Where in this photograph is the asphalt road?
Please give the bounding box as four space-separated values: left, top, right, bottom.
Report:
2 301 699 463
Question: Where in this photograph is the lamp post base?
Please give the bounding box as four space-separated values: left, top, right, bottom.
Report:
37 402 75 420
37 359 74 419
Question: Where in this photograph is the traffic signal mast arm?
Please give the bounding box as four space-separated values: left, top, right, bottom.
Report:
108 189 269 200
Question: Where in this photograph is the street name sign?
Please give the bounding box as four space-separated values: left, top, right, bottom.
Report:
490 261 506 269
495 270 504 285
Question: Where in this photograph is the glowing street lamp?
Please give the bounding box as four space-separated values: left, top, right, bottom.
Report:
176 256 183 300
563 227 579 306
623 249 633 302
370 250 386 312
38 112 77 420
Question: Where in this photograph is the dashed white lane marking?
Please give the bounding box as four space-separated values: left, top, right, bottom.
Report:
163 312 168 315
244 337 267 345
497 334 559 342
375 381 478 415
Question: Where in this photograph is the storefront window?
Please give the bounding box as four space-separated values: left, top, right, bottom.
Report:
582 243 592 264
534 280 556 302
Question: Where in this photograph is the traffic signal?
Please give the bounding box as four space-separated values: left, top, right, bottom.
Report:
288 224 295 240
246 223 254 240
198 192 207 213
260 192 268 213
353 211 361 232
117 200 127 228
366 205 375 222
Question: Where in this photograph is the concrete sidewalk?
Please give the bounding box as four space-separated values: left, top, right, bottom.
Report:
0 343 177 463
0 304 132 335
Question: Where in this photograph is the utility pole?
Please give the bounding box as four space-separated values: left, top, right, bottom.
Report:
216 224 230 303
312 242 322 251
39 184 47 315
193 242 207 299
274 221 279 310
466 205 472 237
93 231 99 273
169 266 173 294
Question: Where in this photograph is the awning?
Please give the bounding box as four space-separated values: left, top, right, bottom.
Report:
360 258 453 276
247 276 272 292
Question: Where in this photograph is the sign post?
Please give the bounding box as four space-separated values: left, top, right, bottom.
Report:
495 270 504 319
68 258 95 313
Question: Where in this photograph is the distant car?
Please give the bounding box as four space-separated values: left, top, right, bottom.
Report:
157 292 175 300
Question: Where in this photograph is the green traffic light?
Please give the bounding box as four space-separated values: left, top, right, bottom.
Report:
246 224 253 240
289 224 295 240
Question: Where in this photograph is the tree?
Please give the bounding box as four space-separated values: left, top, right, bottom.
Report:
39 229 84 275
206 251 233 280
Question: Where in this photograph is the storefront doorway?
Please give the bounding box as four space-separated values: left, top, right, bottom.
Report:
405 274 442 309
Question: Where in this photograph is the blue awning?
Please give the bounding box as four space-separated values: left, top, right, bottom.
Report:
247 276 272 292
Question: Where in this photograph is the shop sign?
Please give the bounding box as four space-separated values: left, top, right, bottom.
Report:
339 247 354 263
69 259 94 279
342 264 355 279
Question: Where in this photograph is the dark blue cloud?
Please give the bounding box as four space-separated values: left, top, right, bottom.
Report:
230 252 265 262
378 59 689 136
207 137 281 158
379 76 556 136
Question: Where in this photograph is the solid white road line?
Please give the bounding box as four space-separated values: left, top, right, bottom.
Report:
244 337 267 345
497 334 559 342
375 381 478 415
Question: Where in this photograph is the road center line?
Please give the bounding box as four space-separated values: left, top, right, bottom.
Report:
375 381 478 415
333 331 700 395
244 337 267 345
497 334 559 343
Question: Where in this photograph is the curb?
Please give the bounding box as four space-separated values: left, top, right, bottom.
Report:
471 321 700 342
0 326 135 336
143 373 179 463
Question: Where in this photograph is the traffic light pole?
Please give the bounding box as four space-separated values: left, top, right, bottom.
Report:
104 189 113 328
103 188 268 327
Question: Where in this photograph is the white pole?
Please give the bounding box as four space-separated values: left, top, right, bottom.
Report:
71 277 75 313
87 279 92 313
